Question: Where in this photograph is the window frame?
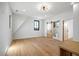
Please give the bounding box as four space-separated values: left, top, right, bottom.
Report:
34 20 40 31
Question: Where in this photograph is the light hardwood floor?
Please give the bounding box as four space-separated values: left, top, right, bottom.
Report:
6 37 61 56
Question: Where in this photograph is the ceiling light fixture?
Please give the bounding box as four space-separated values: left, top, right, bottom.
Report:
41 3 48 12
38 3 51 12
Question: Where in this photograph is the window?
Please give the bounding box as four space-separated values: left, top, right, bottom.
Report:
34 20 40 31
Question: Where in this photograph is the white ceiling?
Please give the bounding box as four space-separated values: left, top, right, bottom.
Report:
9 2 73 19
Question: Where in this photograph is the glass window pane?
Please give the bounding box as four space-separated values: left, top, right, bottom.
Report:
34 20 39 31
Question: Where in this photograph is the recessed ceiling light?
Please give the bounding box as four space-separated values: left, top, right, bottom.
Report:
45 15 47 17
73 4 79 11
22 9 26 12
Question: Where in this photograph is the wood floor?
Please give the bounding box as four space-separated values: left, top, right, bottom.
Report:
6 37 61 56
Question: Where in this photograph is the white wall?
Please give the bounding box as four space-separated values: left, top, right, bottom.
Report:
0 3 12 55
12 14 26 33
64 19 73 39
12 14 44 39
53 11 73 21
73 4 79 42
44 19 51 37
